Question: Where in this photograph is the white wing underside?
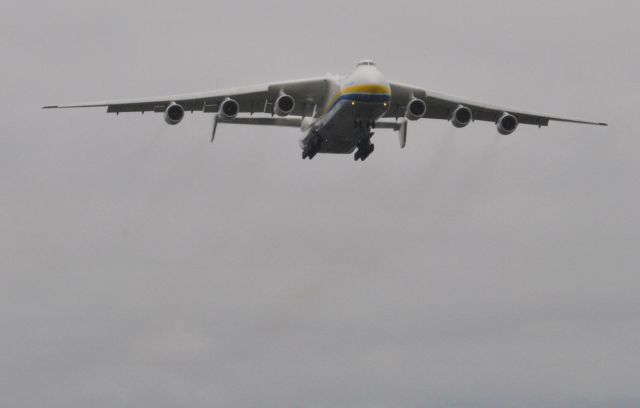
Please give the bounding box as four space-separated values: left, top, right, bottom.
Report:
44 77 332 118
44 78 606 128
385 82 607 127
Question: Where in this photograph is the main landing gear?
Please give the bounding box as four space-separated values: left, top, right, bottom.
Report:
302 132 323 160
354 132 375 161
353 119 376 161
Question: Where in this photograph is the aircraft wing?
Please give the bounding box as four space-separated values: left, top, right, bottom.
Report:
385 82 607 127
43 77 331 118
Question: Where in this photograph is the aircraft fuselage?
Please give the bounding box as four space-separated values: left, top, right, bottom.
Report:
302 62 391 156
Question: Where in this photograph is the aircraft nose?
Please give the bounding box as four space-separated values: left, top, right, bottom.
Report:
364 66 388 87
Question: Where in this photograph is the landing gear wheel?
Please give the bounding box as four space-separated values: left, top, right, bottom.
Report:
302 150 316 160
354 141 374 162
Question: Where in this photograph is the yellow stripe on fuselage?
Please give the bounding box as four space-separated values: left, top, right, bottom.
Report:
340 84 392 96
324 84 392 114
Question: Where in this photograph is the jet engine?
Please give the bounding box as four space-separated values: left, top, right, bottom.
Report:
451 105 473 128
164 102 185 125
497 112 519 135
405 98 427 121
274 94 295 117
219 98 240 120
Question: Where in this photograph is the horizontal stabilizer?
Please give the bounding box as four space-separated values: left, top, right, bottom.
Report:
218 116 303 127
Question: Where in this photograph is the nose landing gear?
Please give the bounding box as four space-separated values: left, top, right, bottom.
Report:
354 120 376 129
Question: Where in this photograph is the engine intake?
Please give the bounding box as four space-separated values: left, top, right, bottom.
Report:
274 94 295 117
497 112 519 135
405 98 427 121
164 102 184 125
219 98 240 120
451 105 473 128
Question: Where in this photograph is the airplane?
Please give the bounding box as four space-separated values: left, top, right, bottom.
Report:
44 60 607 161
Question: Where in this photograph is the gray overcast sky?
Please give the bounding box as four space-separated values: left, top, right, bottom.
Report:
2 1 639 407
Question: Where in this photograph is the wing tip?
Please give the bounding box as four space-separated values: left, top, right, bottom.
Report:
42 105 59 109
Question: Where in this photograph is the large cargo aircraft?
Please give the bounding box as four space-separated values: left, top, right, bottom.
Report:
45 60 606 161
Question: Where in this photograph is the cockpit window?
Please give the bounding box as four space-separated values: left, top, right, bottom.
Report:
356 60 376 67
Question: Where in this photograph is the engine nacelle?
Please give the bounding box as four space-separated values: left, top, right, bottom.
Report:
497 112 519 135
451 105 473 128
274 94 295 117
164 102 184 125
218 98 240 120
405 98 427 121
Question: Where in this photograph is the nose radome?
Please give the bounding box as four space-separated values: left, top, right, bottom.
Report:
362 66 387 86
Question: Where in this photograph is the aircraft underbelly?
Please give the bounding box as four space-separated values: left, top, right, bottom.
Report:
311 100 388 154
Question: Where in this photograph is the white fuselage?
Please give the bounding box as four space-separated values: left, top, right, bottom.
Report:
302 63 392 154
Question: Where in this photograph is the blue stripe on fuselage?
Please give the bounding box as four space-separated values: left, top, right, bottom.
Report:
336 93 392 104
